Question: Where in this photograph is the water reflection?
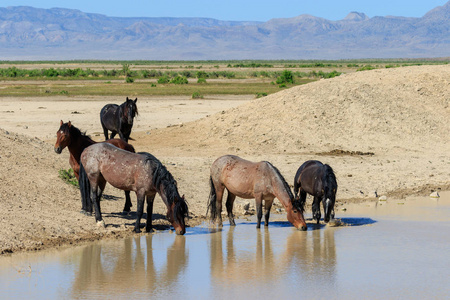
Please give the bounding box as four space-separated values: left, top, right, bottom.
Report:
70 235 188 297
208 222 337 296
1 193 449 299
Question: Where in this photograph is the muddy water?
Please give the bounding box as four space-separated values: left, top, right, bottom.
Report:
1 192 449 299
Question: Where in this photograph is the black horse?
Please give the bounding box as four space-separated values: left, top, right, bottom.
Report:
293 160 337 224
100 97 138 142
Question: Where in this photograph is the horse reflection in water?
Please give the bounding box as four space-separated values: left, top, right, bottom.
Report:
209 226 337 290
70 236 188 297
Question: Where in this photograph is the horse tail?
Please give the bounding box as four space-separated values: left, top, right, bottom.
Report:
79 162 92 213
207 176 218 222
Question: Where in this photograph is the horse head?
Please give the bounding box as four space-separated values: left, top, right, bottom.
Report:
288 199 307 231
54 120 72 154
123 97 138 125
321 164 337 223
168 195 189 235
322 187 337 223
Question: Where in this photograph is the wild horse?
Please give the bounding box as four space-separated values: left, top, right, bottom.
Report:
79 143 189 235
293 160 338 224
54 120 135 214
100 97 138 142
208 155 307 230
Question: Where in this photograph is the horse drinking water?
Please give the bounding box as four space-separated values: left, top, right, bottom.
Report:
208 155 307 230
100 97 138 142
54 120 136 214
293 160 337 224
79 143 189 235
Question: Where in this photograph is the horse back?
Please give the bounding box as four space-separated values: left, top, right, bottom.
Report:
105 139 135 153
100 104 120 128
211 155 273 199
81 143 144 191
295 160 325 194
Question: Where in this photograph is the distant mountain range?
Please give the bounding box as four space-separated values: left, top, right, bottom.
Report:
0 2 449 60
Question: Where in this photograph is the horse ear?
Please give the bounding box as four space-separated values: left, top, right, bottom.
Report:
134 98 137 103
126 97 129 101
60 120 63 126
68 121 72 127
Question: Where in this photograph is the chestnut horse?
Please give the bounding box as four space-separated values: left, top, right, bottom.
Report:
208 155 307 230
100 97 138 142
79 143 188 235
54 120 135 214
293 160 337 224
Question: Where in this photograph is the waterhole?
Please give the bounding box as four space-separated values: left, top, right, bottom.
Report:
1 192 449 299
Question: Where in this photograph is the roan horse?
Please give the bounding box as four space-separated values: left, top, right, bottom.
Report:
79 143 189 235
207 155 307 230
100 97 138 142
293 160 337 224
54 120 136 214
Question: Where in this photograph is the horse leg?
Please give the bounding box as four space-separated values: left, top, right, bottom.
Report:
215 187 225 228
123 191 132 214
102 124 109 141
134 191 145 233
312 196 321 224
91 185 104 227
225 191 236 226
255 194 263 229
119 130 129 143
110 131 117 139
146 194 156 233
264 199 274 227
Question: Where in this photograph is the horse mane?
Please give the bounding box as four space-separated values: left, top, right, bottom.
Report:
322 164 338 193
265 162 305 213
60 122 95 144
140 152 189 218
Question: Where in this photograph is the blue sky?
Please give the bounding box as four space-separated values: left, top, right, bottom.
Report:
2 0 448 21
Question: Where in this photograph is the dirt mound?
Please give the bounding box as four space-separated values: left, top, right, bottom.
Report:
145 65 449 155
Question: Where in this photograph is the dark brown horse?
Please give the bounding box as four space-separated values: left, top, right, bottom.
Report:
79 143 189 235
54 120 136 214
293 160 337 224
207 155 307 230
100 97 138 142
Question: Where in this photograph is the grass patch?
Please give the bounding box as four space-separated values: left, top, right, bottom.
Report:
58 168 79 188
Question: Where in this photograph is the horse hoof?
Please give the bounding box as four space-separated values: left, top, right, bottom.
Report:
97 220 105 228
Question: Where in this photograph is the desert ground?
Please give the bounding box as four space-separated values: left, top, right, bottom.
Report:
0 64 449 254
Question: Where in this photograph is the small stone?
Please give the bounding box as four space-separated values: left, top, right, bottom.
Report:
430 191 440 198
379 195 387 201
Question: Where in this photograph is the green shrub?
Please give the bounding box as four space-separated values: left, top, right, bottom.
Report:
125 76 134 83
197 78 207 84
157 76 170 84
58 168 79 188
170 76 188 84
357 65 376 71
255 92 267 98
276 70 294 84
192 91 204 99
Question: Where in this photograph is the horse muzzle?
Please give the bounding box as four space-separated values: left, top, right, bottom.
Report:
54 147 62 154
175 228 186 235
298 225 307 231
